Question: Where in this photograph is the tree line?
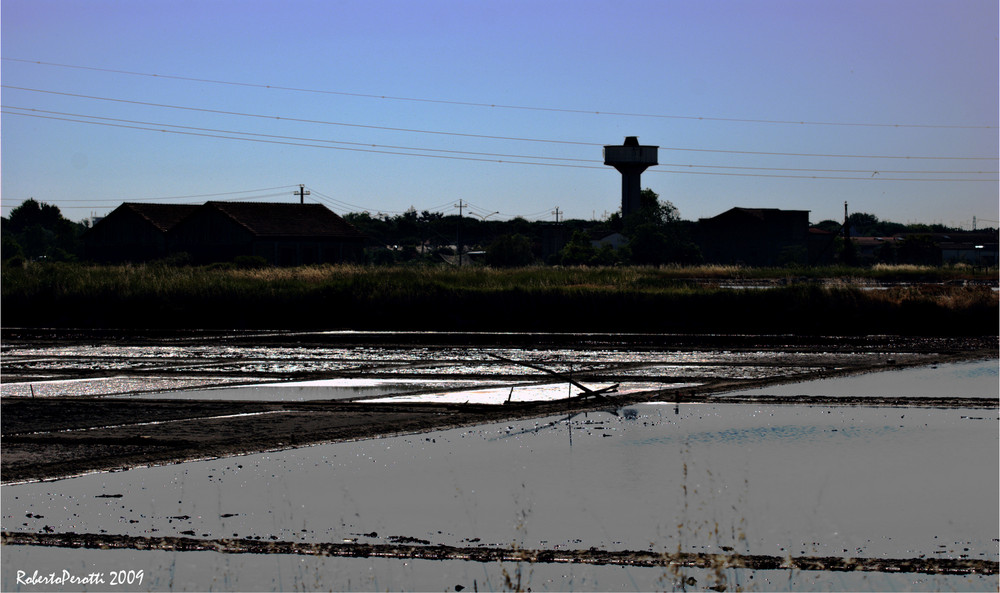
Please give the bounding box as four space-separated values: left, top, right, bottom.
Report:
1 194 994 268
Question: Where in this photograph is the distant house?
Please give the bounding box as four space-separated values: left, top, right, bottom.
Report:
591 232 628 251
807 227 838 265
941 237 998 267
169 202 366 265
900 233 998 266
84 203 199 262
85 202 366 265
852 236 902 263
697 207 809 266
821 232 998 266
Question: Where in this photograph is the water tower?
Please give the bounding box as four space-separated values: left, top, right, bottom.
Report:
604 136 658 217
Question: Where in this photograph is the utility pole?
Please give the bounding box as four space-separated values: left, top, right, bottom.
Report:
552 207 562 223
455 199 465 266
294 184 310 204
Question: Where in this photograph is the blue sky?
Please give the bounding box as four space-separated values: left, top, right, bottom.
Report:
2 0 997 227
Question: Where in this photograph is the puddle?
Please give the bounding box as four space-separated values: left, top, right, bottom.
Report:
721 358 999 399
122 379 488 402
0 377 248 398
363 381 692 404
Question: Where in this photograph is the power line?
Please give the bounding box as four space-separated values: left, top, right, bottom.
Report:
17 102 993 176
648 169 997 182
4 57 996 130
5 86 998 162
7 187 300 204
658 162 998 175
2 85 594 147
2 109 605 169
2 105 597 164
308 188 380 214
4 109 997 182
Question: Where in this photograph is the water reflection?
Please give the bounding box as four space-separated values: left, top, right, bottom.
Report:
2 360 997 592
126 378 484 401
721 358 998 399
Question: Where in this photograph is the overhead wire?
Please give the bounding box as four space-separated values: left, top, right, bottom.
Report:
308 188 382 214
5 108 996 183
2 108 605 169
1 85 594 147
1 105 598 164
8 187 300 204
4 57 996 130
4 85 998 162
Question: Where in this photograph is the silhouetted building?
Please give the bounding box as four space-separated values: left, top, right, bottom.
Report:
170 202 365 265
807 227 838 265
697 207 809 266
84 203 199 262
85 202 365 265
940 235 998 266
540 223 569 262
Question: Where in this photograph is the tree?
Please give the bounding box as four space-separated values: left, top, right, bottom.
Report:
897 235 940 265
1 233 25 264
622 189 679 235
557 231 597 266
485 234 535 267
847 212 906 237
618 189 701 265
813 220 841 233
2 198 84 261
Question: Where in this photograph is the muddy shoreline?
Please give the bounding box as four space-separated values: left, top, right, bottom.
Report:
3 532 995 576
2 333 995 484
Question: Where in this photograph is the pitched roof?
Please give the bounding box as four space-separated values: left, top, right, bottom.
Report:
700 207 810 223
118 203 200 232
203 202 365 238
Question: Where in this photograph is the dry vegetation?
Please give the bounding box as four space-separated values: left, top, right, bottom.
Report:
2 262 996 334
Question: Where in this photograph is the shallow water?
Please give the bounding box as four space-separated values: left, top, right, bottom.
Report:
4 403 995 558
2 360 997 591
2 340 939 390
1 546 992 592
722 358 999 399
0 377 249 398
364 381 694 404
123 379 489 402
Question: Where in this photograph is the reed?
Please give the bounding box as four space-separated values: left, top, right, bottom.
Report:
2 262 995 335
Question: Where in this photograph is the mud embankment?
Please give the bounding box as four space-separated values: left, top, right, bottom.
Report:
3 532 995 577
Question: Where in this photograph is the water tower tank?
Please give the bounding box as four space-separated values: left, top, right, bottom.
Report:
604 136 658 217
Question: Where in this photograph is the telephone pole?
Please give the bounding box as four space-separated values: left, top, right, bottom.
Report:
455 199 465 266
294 184 310 204
552 207 562 223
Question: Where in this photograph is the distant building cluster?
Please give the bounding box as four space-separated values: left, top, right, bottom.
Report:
84 202 365 265
82 199 998 268
690 207 998 267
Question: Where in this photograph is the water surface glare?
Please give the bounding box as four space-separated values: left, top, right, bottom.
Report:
124 379 488 401
722 358 998 399
3 408 995 560
2 360 997 592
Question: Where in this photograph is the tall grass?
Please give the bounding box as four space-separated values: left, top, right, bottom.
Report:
2 262 996 335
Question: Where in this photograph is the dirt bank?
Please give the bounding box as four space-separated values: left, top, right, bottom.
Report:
3 532 995 576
